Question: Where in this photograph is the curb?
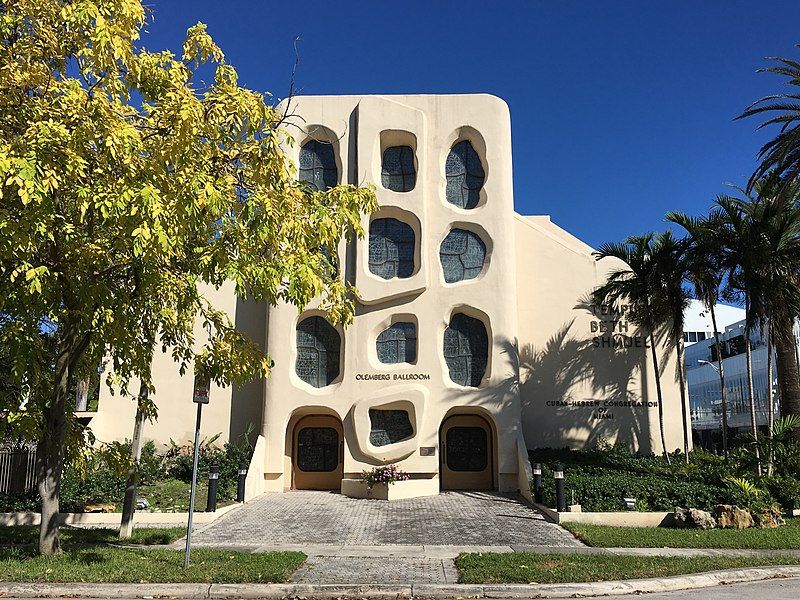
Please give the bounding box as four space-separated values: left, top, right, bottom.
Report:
2 566 800 598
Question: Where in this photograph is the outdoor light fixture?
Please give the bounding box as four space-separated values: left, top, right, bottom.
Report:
624 497 637 510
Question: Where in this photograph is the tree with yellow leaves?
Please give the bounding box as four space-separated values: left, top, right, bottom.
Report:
0 0 376 555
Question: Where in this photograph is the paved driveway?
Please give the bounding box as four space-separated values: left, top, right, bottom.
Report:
191 490 581 547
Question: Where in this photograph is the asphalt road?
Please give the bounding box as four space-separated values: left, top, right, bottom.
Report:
614 577 800 599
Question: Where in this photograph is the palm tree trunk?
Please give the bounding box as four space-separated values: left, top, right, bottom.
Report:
648 328 670 464
775 315 800 444
709 304 729 459
744 315 762 475
766 321 774 476
676 338 690 463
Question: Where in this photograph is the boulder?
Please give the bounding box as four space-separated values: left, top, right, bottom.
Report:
672 506 717 529
713 504 754 529
689 508 717 529
754 506 786 529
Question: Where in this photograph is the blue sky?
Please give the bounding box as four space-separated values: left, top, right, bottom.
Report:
144 0 800 248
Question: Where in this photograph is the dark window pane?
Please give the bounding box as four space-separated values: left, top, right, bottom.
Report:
443 313 488 387
440 229 487 283
369 409 414 447
381 145 416 192
299 140 338 192
445 140 485 209
446 426 488 471
297 427 339 472
376 322 417 364
369 218 415 279
295 316 341 387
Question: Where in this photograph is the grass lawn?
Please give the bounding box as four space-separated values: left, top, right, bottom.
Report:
563 518 800 549
455 552 800 584
0 547 305 583
139 478 234 513
0 526 185 546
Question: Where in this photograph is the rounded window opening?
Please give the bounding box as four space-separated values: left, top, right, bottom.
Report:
445 140 485 209
376 322 417 364
440 229 486 283
295 316 341 388
443 313 488 387
381 145 416 192
299 140 338 192
369 408 414 447
369 218 415 279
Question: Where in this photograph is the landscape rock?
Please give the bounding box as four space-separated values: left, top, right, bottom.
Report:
754 506 786 529
713 504 754 529
672 506 717 529
82 503 116 513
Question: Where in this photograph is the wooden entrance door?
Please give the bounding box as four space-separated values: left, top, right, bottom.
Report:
440 414 493 490
292 415 344 490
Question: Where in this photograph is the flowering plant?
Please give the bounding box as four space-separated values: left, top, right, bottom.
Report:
360 464 410 489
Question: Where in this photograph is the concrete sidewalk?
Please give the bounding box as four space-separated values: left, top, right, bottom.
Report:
2 567 800 599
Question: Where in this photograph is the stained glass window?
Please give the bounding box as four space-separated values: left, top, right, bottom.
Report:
297 427 339 472
295 316 341 388
368 218 415 279
376 322 417 364
299 140 338 192
440 229 486 283
369 409 414 447
381 145 416 192
445 140 485 209
443 313 489 387
446 427 488 471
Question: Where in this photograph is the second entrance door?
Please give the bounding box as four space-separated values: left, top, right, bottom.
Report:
440 414 493 490
292 415 344 490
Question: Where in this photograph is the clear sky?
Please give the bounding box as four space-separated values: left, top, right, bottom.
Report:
143 0 800 248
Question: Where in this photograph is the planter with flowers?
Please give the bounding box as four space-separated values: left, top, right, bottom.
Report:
341 464 435 500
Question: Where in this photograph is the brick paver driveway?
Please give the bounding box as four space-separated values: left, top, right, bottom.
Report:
191 490 581 547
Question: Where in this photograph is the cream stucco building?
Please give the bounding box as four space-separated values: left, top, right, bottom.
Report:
90 94 686 499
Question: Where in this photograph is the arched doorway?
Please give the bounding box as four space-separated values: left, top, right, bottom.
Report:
439 414 494 490
292 415 344 490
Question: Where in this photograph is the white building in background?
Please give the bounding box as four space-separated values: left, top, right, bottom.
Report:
682 299 746 346
684 301 786 448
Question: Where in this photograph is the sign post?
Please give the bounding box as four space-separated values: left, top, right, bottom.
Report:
183 375 210 570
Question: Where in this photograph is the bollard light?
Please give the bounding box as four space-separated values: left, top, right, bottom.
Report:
532 463 543 504
236 462 248 502
206 465 219 512
623 497 637 511
554 464 566 512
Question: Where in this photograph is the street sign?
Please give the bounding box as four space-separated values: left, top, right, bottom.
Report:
193 375 210 404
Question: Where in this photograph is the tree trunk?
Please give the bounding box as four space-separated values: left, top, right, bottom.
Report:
648 328 670 464
766 321 774 476
710 304 729 459
744 318 762 475
119 381 148 540
37 341 72 556
775 315 800 443
676 338 690 463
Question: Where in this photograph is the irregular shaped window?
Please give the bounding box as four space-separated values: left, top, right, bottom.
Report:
369 218 415 279
369 409 414 447
295 316 341 387
445 140 485 209
381 145 416 192
443 313 488 387
440 229 486 283
299 140 338 192
376 322 417 364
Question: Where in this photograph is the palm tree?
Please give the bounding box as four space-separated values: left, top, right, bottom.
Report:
666 211 731 458
712 194 763 473
650 231 692 462
593 234 672 462
738 49 800 442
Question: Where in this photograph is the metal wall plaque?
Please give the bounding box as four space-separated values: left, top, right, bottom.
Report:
420 446 436 456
